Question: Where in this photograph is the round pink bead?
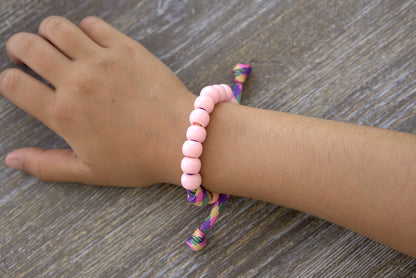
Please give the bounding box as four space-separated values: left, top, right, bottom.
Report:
200 86 220 104
182 140 203 158
189 108 210 127
194 95 215 113
220 84 233 102
181 157 201 174
186 125 207 143
181 173 202 190
213 85 226 102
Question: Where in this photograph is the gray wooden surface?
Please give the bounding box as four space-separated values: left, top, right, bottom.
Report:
1 0 416 277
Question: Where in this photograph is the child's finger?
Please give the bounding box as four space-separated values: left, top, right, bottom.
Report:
79 16 128 48
6 32 71 85
38 16 101 60
0 69 56 127
5 148 91 183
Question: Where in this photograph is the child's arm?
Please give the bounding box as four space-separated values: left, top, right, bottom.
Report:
197 103 416 258
1 16 415 257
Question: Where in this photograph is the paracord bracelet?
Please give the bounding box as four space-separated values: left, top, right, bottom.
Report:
181 63 251 251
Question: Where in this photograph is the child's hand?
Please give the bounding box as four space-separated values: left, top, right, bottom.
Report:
0 16 194 187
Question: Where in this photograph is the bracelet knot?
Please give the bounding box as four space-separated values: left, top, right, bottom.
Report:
186 228 206 251
232 63 252 83
232 63 251 104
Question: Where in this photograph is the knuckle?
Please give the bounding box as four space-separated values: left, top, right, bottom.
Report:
51 101 73 122
68 71 91 92
40 16 66 35
79 16 101 30
118 42 136 56
95 54 116 72
37 165 52 182
17 34 37 58
36 152 53 182
0 69 20 91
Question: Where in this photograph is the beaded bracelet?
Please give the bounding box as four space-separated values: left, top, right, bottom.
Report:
181 63 251 251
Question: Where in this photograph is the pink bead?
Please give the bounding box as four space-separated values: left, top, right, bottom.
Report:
181 173 202 190
181 157 201 174
194 95 215 113
213 85 226 102
186 125 207 143
182 140 203 158
200 86 220 104
189 109 210 127
220 84 233 102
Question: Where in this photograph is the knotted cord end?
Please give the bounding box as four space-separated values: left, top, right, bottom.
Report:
232 63 251 104
186 228 206 251
232 63 252 83
186 193 230 252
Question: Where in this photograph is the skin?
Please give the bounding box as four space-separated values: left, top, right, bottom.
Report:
1 16 415 257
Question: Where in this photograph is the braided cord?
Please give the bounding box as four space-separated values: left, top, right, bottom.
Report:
232 63 252 104
186 63 252 251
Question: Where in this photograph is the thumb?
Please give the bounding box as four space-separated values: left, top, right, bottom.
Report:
5 148 91 183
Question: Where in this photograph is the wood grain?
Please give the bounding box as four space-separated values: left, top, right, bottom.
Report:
1 0 416 277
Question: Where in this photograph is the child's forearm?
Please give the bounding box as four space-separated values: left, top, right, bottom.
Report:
168 101 416 257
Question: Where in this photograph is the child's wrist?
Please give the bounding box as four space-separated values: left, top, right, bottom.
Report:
159 93 196 186
197 102 241 193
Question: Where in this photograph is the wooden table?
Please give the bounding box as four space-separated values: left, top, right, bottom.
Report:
1 0 416 277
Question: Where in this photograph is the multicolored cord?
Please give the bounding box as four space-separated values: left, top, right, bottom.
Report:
183 63 251 251
232 63 252 104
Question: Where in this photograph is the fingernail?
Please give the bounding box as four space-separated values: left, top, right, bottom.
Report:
6 157 22 170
